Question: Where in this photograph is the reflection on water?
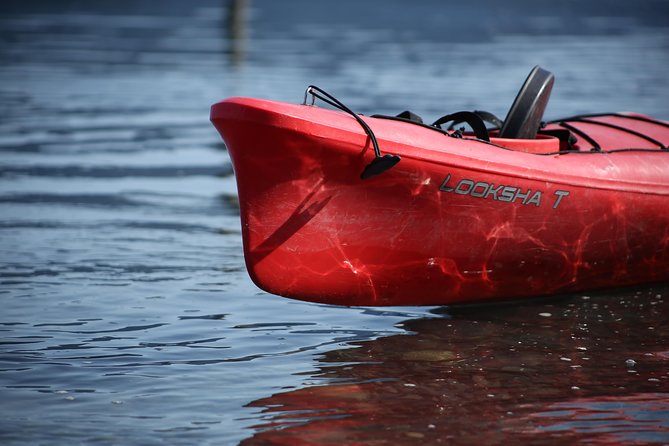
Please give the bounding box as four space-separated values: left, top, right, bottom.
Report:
244 290 669 445
1 0 668 444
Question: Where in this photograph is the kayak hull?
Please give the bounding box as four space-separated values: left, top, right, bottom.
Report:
211 97 669 306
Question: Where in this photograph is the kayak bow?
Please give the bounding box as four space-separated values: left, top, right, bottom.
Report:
211 67 669 306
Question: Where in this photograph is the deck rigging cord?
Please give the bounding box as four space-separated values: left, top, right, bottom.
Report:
304 85 669 165
304 85 401 179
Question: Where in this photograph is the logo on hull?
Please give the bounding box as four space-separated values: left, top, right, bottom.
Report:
439 174 569 209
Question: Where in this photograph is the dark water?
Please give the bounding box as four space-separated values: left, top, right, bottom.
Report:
1 1 668 444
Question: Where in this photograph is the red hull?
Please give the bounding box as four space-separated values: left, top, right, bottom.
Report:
211 97 669 306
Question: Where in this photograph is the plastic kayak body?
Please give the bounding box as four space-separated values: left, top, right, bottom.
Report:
211 96 669 306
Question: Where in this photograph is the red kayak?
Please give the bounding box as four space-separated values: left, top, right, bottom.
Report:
211 67 669 306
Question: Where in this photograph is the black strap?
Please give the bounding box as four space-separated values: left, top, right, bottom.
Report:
447 110 503 131
537 129 577 148
432 111 490 141
395 110 424 124
370 110 425 124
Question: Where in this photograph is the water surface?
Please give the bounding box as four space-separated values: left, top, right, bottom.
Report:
1 1 668 444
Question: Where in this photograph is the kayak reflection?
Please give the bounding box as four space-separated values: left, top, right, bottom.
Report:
242 289 669 445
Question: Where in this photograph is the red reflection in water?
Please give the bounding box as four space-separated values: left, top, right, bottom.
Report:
241 290 669 445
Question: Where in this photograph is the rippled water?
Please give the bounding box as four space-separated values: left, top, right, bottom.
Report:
1 1 668 444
